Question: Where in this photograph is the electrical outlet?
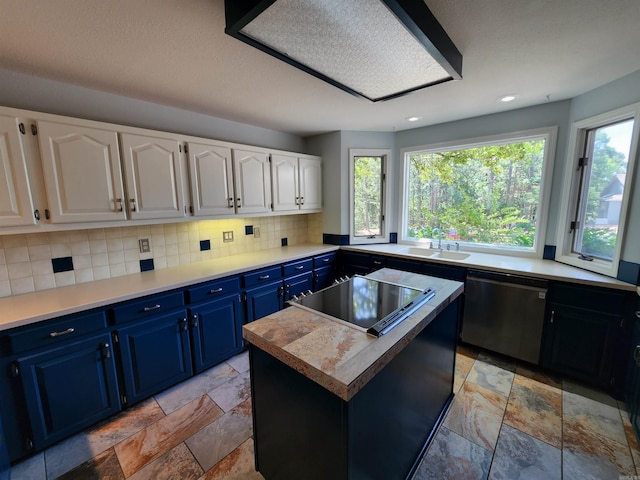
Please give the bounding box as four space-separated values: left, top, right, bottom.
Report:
254 227 260 238
223 231 234 243
138 238 151 253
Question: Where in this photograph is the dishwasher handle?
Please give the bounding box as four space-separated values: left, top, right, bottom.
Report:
467 269 548 289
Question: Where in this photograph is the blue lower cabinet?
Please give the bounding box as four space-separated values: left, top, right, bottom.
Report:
189 294 244 373
116 310 192 405
16 333 119 450
284 272 313 301
313 265 335 291
0 395 10 480
245 281 283 323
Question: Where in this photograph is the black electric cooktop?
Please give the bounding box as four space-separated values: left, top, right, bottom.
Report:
289 276 436 336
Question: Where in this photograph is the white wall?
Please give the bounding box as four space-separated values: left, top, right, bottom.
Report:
0 67 305 152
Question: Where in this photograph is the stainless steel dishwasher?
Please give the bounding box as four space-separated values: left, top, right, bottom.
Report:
461 269 548 364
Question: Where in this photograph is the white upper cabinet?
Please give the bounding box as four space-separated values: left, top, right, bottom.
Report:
271 154 299 212
233 149 272 214
120 133 186 221
0 115 36 227
187 141 235 217
37 120 127 223
298 156 322 211
271 154 322 212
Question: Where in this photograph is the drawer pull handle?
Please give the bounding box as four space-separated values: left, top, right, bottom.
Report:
373 260 382 265
636 311 640 319
295 265 305 270
49 327 75 338
259 275 270 280
323 258 330 263
209 287 224 294
143 304 161 312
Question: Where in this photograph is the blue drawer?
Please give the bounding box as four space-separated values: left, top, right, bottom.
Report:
110 291 185 324
283 259 313 277
313 252 336 268
7 310 107 354
185 277 240 304
243 266 282 288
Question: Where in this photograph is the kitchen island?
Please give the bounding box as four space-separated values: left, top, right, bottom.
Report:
243 268 464 480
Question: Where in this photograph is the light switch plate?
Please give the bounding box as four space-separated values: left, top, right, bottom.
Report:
223 231 234 243
254 227 261 238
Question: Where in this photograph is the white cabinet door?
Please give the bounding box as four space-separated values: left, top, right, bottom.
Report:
233 149 271 214
120 133 186 221
0 115 35 227
271 154 299 212
299 156 322 211
37 120 127 223
187 141 235 217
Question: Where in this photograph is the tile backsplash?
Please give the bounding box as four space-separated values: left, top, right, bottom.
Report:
0 213 323 298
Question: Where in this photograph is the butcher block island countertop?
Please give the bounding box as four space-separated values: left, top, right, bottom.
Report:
242 268 463 401
243 268 464 480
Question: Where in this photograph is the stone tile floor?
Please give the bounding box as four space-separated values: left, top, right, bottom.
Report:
10 345 640 479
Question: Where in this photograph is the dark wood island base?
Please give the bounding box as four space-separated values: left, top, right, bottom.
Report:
249 298 459 480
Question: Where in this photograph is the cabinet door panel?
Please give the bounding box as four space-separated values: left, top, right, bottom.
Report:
17 333 119 449
285 272 313 300
37 120 126 223
299 156 322 211
233 149 271 214
120 133 185 220
246 281 282 323
0 115 35 227
313 265 335 292
117 310 192 405
542 304 618 386
190 294 243 372
271 154 299 212
188 142 235 217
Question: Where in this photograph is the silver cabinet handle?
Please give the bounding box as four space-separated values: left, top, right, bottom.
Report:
143 304 161 312
550 310 555 324
323 258 330 263
634 345 640 367
102 343 111 359
208 287 223 294
49 327 75 338
636 311 640 319
295 265 305 270
258 275 270 280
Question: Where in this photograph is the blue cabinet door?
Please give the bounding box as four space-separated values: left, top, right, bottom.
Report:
16 333 120 450
190 294 244 373
284 272 313 300
313 265 335 291
0 399 9 480
245 281 283 323
117 309 192 405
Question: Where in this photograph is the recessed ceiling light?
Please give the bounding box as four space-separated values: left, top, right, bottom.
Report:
407 116 421 122
500 95 517 102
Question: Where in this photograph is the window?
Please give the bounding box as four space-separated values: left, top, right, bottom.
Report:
400 128 557 256
557 103 640 277
349 149 391 244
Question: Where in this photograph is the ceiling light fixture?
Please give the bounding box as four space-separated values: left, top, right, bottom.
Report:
224 0 463 102
407 116 421 122
500 95 517 102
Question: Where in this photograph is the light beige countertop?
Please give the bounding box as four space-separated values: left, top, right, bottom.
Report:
0 244 338 332
342 244 637 291
242 268 464 401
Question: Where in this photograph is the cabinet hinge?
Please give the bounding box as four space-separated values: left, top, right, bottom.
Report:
34 209 40 221
121 395 128 405
31 124 37 135
26 438 34 451
10 362 20 377
569 221 579 233
179 144 182 153
184 144 189 154
18 122 26 135
620 319 625 329
112 332 119 344
241 292 247 302
577 157 588 169
189 205 194 214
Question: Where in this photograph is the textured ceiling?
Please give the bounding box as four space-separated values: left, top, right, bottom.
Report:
0 0 639 137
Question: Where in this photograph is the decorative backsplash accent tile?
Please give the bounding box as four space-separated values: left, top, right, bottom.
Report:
52 256 74 273
245 225 253 235
0 213 322 298
140 259 155 272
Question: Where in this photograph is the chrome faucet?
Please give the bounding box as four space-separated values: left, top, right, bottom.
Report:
432 228 442 250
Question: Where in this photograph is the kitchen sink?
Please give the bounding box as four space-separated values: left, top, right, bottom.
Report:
431 251 470 260
404 247 436 257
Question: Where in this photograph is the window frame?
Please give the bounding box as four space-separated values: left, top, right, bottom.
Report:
398 127 558 257
349 148 391 245
556 103 640 277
